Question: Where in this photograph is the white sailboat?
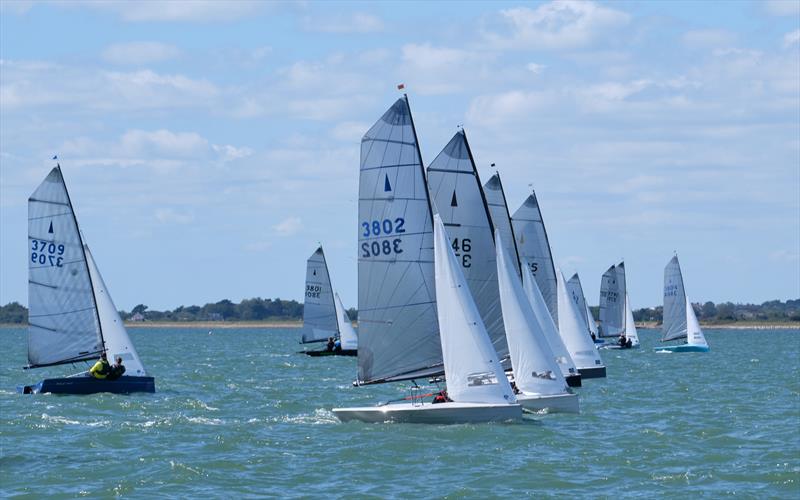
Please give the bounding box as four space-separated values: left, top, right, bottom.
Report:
20 165 154 394
655 255 709 352
496 231 578 413
333 215 522 423
557 270 607 378
598 262 639 349
333 96 520 423
301 246 357 356
485 176 580 387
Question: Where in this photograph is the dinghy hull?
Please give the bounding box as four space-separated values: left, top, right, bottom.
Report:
517 392 579 414
304 349 357 357
565 374 581 387
577 366 606 378
18 376 155 395
600 344 640 350
332 401 522 424
654 345 709 353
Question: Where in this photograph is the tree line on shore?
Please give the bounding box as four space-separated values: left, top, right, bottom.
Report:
1 298 798 325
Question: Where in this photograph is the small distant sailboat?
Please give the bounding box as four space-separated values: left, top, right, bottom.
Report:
496 231 578 413
598 262 639 349
655 256 709 353
301 246 357 356
19 165 154 394
334 215 521 423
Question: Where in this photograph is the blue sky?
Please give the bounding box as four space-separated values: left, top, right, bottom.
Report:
1 0 798 311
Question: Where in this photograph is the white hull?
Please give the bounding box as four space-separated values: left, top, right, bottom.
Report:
332 401 522 424
516 392 579 414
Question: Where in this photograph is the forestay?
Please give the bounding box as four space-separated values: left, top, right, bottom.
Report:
483 173 521 279
334 293 358 351
566 273 591 334
522 263 578 378
302 246 339 344
433 215 514 404
426 131 508 360
599 264 624 338
557 270 604 370
512 192 558 325
357 96 441 384
662 256 687 341
85 246 147 376
496 231 567 396
27 167 103 368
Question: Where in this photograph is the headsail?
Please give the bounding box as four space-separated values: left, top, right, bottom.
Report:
496 230 567 396
27 167 103 368
84 246 147 376
434 215 514 404
357 96 441 384
557 270 604 370
685 297 708 347
599 264 624 337
522 263 578 378
511 192 558 325
301 246 338 344
334 293 358 351
426 130 508 360
624 293 639 346
662 256 687 341
483 173 521 279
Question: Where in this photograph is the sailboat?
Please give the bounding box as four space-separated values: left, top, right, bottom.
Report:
19 165 154 394
557 270 607 378
496 231 578 413
333 215 521 423
655 256 709 353
332 96 520 423
485 174 581 387
598 262 639 349
301 246 357 356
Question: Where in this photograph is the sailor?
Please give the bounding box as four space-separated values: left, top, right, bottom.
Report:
432 390 450 404
89 352 111 379
618 334 628 348
106 356 126 381
626 338 633 349
591 332 597 342
333 338 342 352
326 337 335 352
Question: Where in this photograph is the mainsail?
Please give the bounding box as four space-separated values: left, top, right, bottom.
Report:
662 256 687 341
496 230 567 396
357 96 441 384
599 263 624 337
483 173 521 279
27 166 103 368
301 246 339 343
334 293 358 351
511 192 558 325
426 130 508 360
433 215 514 404
85 246 147 376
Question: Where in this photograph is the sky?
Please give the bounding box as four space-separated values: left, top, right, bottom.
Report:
1 0 798 312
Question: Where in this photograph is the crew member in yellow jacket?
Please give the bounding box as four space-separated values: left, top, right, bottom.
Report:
89 352 111 379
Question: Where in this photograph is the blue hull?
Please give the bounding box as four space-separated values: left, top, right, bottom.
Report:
654 345 709 353
17 376 155 395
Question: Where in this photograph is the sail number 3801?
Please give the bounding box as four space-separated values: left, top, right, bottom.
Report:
30 240 65 267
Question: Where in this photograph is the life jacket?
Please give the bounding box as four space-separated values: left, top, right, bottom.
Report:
90 359 111 379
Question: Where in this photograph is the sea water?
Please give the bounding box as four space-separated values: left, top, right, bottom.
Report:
1 327 798 498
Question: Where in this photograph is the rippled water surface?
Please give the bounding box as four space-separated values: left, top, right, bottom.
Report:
1 327 798 498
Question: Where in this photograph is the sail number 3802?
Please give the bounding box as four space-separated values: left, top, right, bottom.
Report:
30 240 65 267
360 218 405 258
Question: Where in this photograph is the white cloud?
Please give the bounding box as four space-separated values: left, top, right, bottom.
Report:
764 0 800 16
330 121 369 142
212 144 253 162
769 249 800 262
303 12 384 33
155 208 194 224
102 41 181 65
484 0 631 50
783 29 800 48
120 129 208 158
466 90 551 126
400 43 494 95
69 0 265 22
527 62 545 74
273 216 302 236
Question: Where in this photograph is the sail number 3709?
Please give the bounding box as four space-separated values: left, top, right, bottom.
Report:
30 240 65 267
361 218 405 257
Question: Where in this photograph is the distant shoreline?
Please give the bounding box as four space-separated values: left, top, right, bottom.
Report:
0 321 797 330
